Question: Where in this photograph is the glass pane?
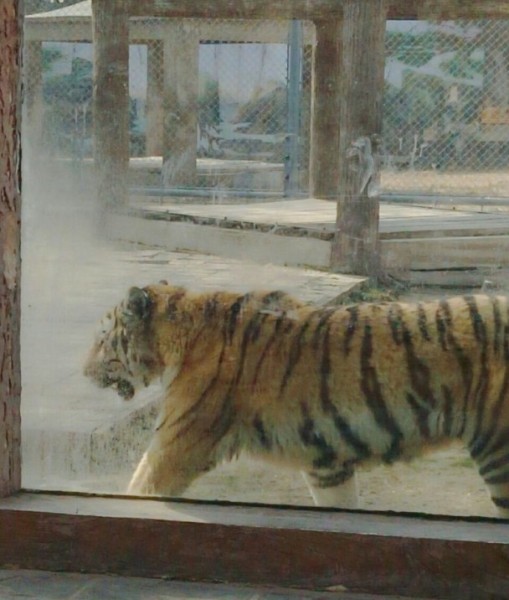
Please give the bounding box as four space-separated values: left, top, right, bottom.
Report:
21 4 509 519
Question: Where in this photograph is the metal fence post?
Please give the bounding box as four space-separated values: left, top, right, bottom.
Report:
285 20 303 197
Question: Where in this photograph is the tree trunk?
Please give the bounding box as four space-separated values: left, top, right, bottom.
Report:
92 0 129 208
330 0 387 277
0 0 22 497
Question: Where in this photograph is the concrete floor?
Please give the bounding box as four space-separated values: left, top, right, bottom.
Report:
0 570 431 600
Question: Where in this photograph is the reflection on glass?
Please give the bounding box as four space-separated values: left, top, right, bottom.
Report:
20 8 509 518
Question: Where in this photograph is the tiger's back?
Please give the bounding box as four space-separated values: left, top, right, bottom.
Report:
85 284 509 516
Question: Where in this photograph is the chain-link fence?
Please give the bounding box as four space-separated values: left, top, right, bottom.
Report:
22 2 509 198
24 2 313 195
382 19 509 198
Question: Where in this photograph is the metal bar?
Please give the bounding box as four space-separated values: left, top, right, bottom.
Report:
284 20 303 197
130 186 306 199
381 193 509 206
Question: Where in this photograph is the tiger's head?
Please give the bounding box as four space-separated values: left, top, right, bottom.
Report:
84 286 163 400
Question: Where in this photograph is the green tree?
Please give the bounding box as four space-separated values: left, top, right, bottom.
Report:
198 78 221 127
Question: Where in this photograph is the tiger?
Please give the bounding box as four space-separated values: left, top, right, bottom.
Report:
84 282 509 517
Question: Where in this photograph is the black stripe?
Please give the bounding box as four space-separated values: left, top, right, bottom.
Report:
504 322 509 362
110 335 118 352
387 304 404 345
479 451 509 478
492 296 503 357
465 295 487 343
472 424 509 463
203 293 220 321
234 311 269 386
253 415 272 450
279 314 314 393
469 366 509 459
120 330 129 356
332 412 371 460
343 305 359 355
308 461 356 488
299 403 337 469
252 314 287 386
437 299 473 438
312 307 336 350
406 393 430 438
227 295 246 344
492 496 509 509
162 316 233 440
417 302 431 342
360 322 403 463
441 385 454 437
209 307 270 450
465 296 490 451
319 323 371 460
398 305 437 410
435 300 450 351
320 320 332 392
207 390 236 448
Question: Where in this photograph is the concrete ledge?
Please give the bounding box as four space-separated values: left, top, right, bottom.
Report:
109 211 509 286
107 213 332 269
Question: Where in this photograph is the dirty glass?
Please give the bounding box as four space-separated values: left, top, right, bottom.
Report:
21 3 509 519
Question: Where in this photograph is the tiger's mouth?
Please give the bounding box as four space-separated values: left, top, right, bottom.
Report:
98 375 135 400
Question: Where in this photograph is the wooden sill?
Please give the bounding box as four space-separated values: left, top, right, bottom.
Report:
0 492 508 599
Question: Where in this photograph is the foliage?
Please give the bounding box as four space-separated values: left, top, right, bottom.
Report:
43 57 92 105
441 51 484 79
385 31 437 67
42 47 63 73
198 79 221 127
234 85 286 133
385 26 479 68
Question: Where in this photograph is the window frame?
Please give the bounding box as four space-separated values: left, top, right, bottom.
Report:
2 2 509 599
1 491 509 599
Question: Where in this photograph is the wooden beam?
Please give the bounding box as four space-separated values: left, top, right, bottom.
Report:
161 26 199 186
1 494 509 599
390 0 509 20
127 0 509 20
310 19 342 200
92 0 130 208
330 0 386 277
0 0 22 497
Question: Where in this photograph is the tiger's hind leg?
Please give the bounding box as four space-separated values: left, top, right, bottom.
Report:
471 445 509 518
301 465 359 509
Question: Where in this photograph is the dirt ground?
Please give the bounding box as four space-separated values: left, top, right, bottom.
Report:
181 445 496 518
382 168 509 199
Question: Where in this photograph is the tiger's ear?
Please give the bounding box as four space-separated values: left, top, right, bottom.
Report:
126 287 152 322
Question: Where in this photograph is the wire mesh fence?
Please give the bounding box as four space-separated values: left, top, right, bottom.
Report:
22 2 509 199
382 19 509 198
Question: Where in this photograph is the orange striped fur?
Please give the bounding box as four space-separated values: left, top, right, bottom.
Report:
84 283 509 515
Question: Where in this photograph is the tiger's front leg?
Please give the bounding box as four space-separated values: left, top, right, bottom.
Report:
301 463 359 509
127 434 215 497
